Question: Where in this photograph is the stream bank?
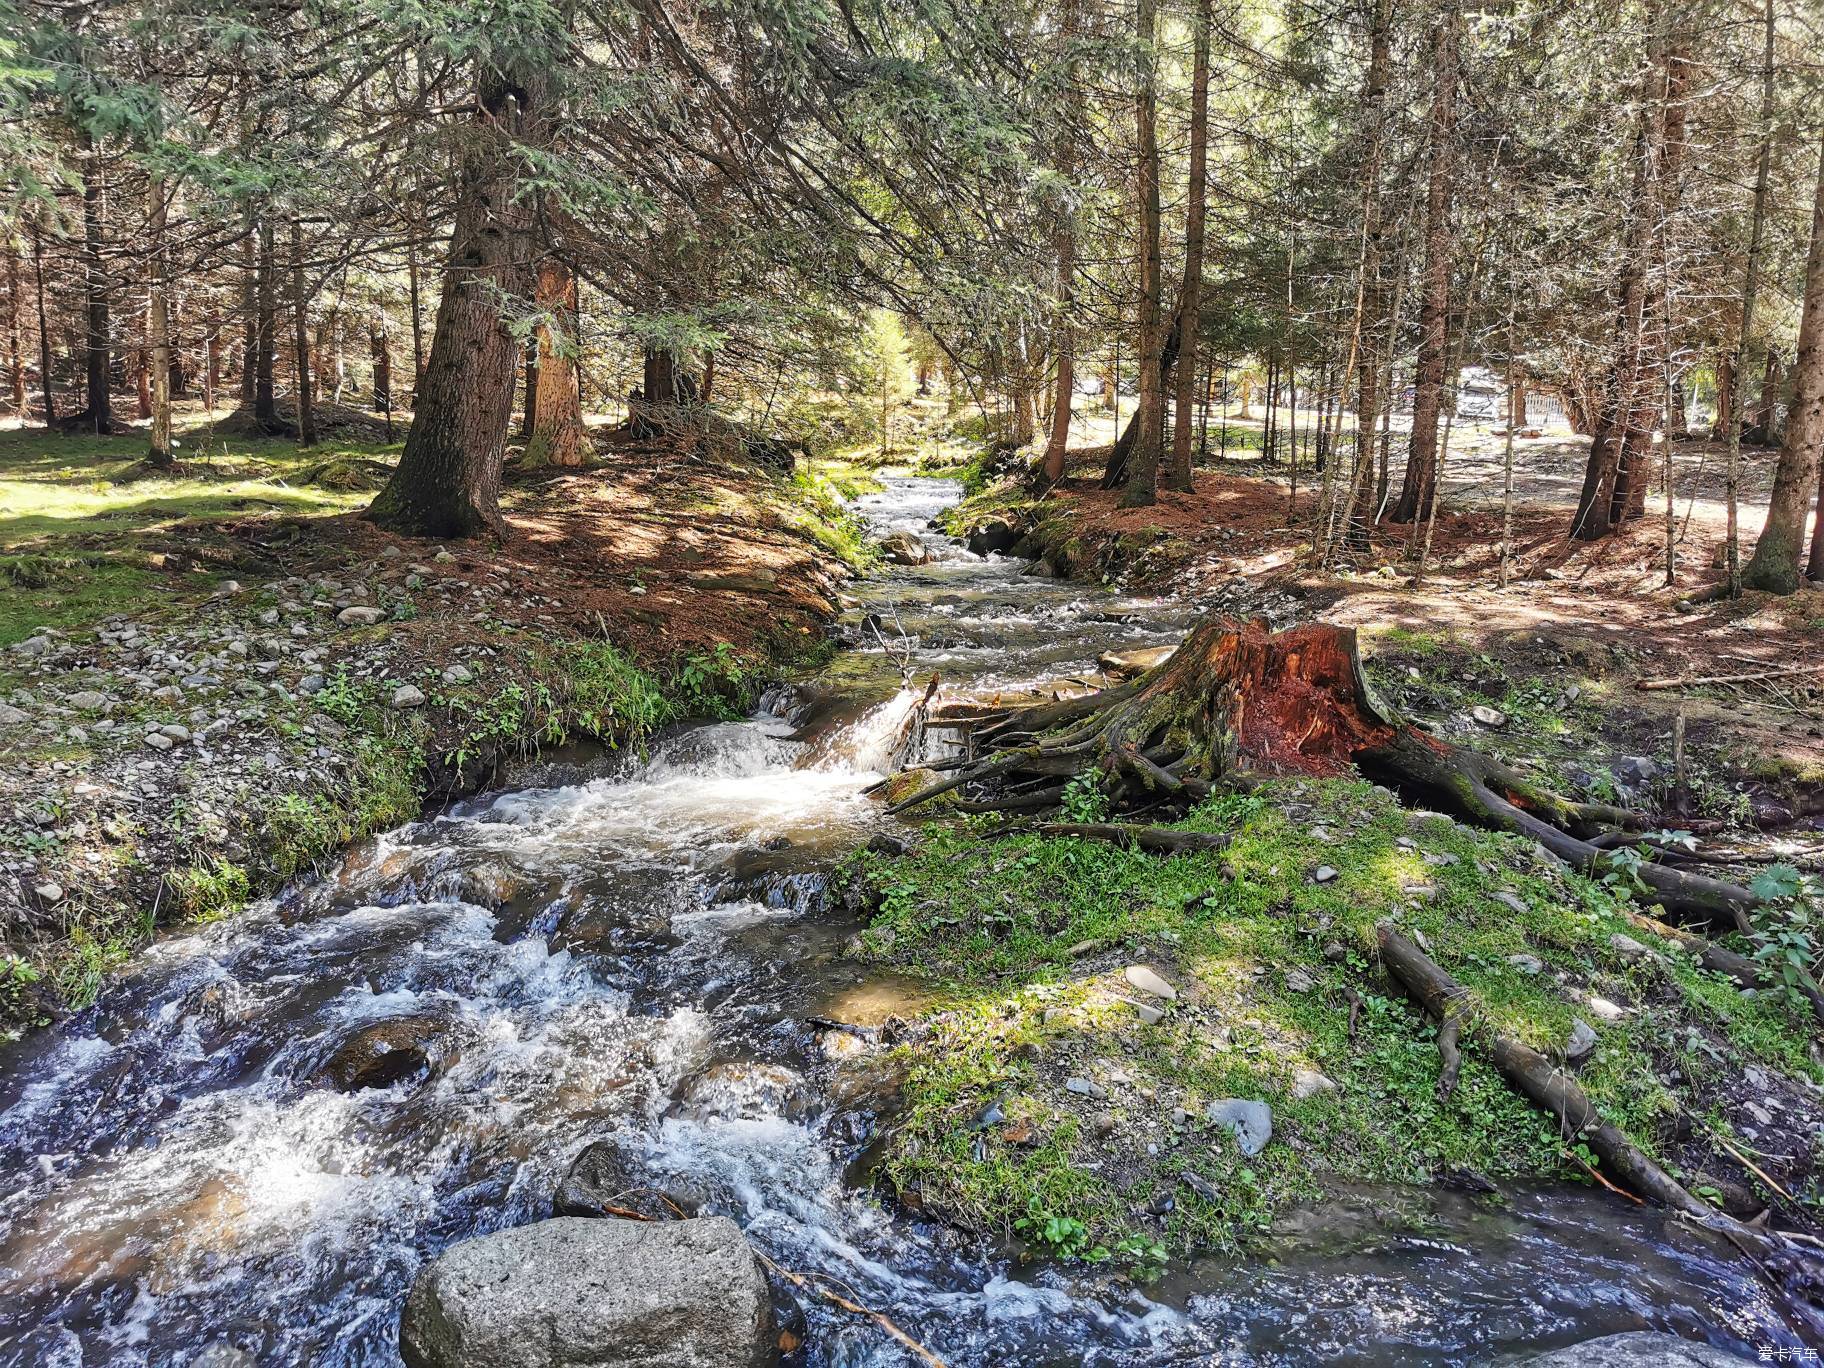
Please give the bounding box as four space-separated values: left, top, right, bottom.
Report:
0 444 860 1032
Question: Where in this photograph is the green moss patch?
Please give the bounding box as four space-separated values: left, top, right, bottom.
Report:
849 781 1823 1261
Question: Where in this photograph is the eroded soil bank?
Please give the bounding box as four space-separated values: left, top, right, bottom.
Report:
0 435 862 1030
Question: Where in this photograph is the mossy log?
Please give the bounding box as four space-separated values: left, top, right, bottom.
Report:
894 614 1761 928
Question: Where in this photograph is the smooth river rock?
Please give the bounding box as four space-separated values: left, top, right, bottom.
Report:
399 1216 771 1368
1521 1331 1755 1365
877 530 930 566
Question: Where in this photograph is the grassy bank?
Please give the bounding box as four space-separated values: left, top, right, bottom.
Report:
845 780 1822 1264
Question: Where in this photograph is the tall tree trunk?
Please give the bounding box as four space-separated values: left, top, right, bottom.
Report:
521 350 539 437
255 217 278 429
367 64 546 537
1612 46 1691 523
78 126 113 433
1327 0 1393 555
526 256 590 468
1391 0 1458 524
1750 350 1784 443
240 223 257 407
1039 59 1078 487
146 178 173 469
5 246 23 415
1121 0 1165 508
291 217 315 446
1571 22 1668 541
407 231 426 403
204 325 220 414
1166 0 1211 493
31 225 53 425
1743 128 1824 594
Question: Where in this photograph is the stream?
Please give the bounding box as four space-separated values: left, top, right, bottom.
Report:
0 477 1785 1365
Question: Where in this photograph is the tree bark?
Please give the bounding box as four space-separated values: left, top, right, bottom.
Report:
146 178 173 469
365 63 546 538
525 255 591 468
1040 0 1081 486
239 223 257 408
31 225 53 425
1391 0 1458 525
255 217 278 429
291 217 315 446
1167 0 1212 493
1121 0 1165 508
1744 128 1824 594
78 125 114 433
5 246 23 415
1572 20 1669 541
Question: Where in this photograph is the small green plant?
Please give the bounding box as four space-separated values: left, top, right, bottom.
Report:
673 642 751 719
1014 1196 1093 1259
1747 864 1824 1013
0 954 48 1034
164 857 251 922
1060 770 1111 823
313 666 366 726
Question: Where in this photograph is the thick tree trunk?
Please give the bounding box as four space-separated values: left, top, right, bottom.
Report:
146 178 173 469
371 317 391 413
291 217 315 447
1101 314 1180 488
1121 0 1165 508
525 256 591 468
1167 0 1212 493
365 64 546 539
1391 0 1458 525
1744 128 1824 594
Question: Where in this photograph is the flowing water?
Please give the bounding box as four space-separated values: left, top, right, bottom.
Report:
0 478 1791 1365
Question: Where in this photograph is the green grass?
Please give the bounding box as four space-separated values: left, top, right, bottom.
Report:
851 780 1820 1258
0 423 400 646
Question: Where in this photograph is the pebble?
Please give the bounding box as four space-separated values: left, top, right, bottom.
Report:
392 685 426 708
1204 1099 1273 1156
1291 1068 1336 1100
1565 1019 1599 1065
1285 967 1316 993
441 664 473 686
1124 965 1177 1001
1471 705 1508 728
337 606 384 625
1311 865 1339 883
1492 891 1529 915
1064 1076 1107 1099
143 732 174 751
1507 952 1545 975
158 724 191 742
66 691 108 712
1608 933 1653 964
1586 994 1629 1023
0 702 28 726
33 881 64 903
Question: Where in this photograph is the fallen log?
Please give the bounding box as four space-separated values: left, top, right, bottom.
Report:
1374 921 1824 1339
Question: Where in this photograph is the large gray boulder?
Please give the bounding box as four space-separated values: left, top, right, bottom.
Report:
877 530 930 566
399 1216 771 1368
1521 1331 1755 1365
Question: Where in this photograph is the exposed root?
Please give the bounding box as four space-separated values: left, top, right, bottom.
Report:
892 614 1761 930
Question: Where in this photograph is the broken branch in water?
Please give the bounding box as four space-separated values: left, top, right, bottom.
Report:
755 1253 949 1368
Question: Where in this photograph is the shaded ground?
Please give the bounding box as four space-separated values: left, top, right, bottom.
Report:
0 414 860 1028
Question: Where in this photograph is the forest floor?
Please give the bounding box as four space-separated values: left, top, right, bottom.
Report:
0 411 865 1030
833 409 1824 1267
